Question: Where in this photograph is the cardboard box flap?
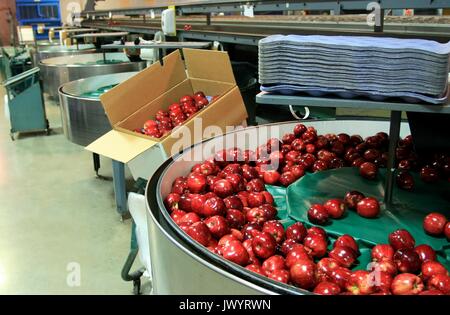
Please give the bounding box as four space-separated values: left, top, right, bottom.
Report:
100 50 187 126
85 130 158 163
183 48 236 85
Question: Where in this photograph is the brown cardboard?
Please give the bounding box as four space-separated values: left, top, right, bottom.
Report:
87 130 157 163
183 48 236 85
86 48 248 167
100 50 187 126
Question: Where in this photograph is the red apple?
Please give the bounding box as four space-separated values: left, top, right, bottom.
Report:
316 258 340 283
251 232 277 259
204 215 230 239
171 209 187 225
262 220 285 244
315 136 329 150
222 240 249 266
245 264 264 276
346 270 374 295
186 173 207 193
312 160 329 173
290 259 316 289
282 133 296 145
329 158 345 169
304 234 328 258
302 130 317 144
356 197 380 218
225 209 245 229
245 207 269 225
259 204 277 220
213 179 234 198
374 271 393 293
262 255 286 276
349 135 363 146
185 222 212 246
201 196 225 217
263 170 281 185
223 195 243 210
389 229 415 250
286 244 313 268
323 199 346 219
329 267 352 290
279 171 297 187
285 222 307 243
371 244 395 262
317 150 335 163
363 149 381 162
280 239 298 256
396 171 415 191
285 150 300 163
414 244 437 263
260 191 274 205
313 281 341 295
359 162 378 180
230 228 243 241
370 259 397 276
268 269 290 284
329 246 357 268
246 179 265 193
334 235 359 256
247 192 265 208
293 124 307 137
218 234 239 248
427 274 450 294
242 223 262 240
179 212 201 226
393 248 421 273
391 273 424 295
423 212 447 236
307 226 328 239
421 261 448 281
352 157 366 168
344 191 365 210
164 193 181 212
307 204 329 225
420 166 439 183
241 165 258 181
225 174 245 193
242 239 259 265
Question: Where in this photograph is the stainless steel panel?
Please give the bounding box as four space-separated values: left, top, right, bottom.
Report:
58 72 139 146
40 52 146 100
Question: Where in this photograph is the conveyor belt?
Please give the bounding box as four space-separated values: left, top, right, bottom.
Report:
82 15 450 45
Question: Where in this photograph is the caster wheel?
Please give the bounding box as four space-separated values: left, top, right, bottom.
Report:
10 134 15 141
46 129 51 136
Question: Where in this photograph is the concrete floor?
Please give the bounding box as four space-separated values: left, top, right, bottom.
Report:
0 86 143 294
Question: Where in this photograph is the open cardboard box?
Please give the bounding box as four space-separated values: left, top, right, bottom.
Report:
86 48 248 180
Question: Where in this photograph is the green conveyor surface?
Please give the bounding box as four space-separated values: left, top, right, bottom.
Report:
267 168 450 270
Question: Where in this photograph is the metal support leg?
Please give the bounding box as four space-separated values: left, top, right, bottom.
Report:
112 159 128 216
384 111 402 206
93 153 101 176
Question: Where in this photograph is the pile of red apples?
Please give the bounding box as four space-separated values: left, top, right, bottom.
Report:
134 92 219 138
163 123 449 295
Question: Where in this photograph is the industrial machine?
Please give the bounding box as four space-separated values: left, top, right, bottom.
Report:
33 43 97 66
58 72 139 147
2 67 49 140
39 52 146 100
144 120 412 294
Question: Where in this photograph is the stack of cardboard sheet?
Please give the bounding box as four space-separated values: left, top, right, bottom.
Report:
259 35 450 104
